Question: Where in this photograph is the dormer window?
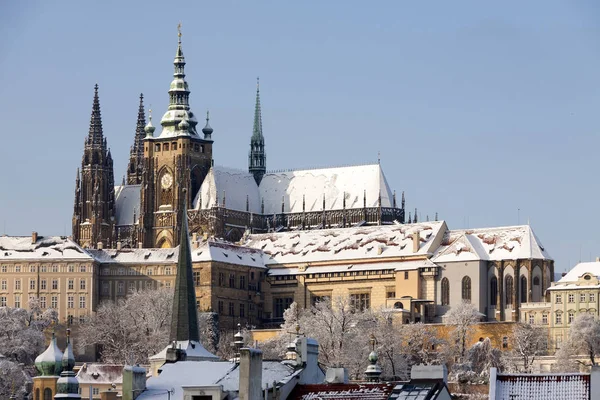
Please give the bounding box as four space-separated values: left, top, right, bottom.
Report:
584 275 591 280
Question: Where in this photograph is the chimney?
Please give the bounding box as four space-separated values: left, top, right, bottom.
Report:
412 231 420 253
591 365 600 400
203 232 208 241
239 348 263 400
116 241 122 251
298 337 322 384
122 365 146 400
325 368 348 384
138 242 143 249
410 364 448 384
100 389 118 400
97 242 104 250
596 257 599 262
31 231 38 244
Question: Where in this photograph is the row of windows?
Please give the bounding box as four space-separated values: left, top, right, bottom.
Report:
440 276 471 305
0 295 61 309
217 300 248 318
441 275 544 307
302 270 396 280
217 272 260 290
555 293 597 304
101 266 173 276
0 278 87 291
101 280 171 295
1 265 88 273
152 142 204 153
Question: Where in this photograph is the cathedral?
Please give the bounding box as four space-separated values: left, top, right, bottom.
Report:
72 28 408 250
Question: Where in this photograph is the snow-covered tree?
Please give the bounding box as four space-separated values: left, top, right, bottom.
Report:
505 323 548 373
557 313 600 370
77 287 173 364
444 301 481 363
198 312 220 355
0 358 30 399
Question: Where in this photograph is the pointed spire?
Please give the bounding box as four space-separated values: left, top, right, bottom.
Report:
55 328 80 397
393 190 397 208
435 212 438 221
88 84 104 145
413 208 418 223
202 110 213 139
252 77 263 140
133 93 146 151
408 212 412 224
170 190 200 342
401 191 405 209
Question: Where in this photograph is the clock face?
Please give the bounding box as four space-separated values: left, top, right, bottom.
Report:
161 173 173 189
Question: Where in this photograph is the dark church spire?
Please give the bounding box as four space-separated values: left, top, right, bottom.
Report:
127 94 146 184
249 77 266 185
88 84 104 146
170 192 200 342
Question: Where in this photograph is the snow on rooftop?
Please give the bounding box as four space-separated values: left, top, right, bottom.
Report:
194 166 260 213
0 236 91 261
493 372 589 400
193 241 266 269
557 262 600 283
259 164 394 215
433 225 552 263
290 383 395 400
244 221 446 265
88 248 178 264
216 361 296 392
149 340 218 362
138 361 236 400
76 363 123 384
268 259 435 276
114 184 141 226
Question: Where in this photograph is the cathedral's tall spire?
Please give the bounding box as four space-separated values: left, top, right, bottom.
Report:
249 77 266 185
170 192 200 342
127 94 146 184
88 84 104 146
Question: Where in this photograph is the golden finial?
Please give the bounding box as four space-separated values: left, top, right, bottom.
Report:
148 106 152 122
177 22 182 39
369 333 376 351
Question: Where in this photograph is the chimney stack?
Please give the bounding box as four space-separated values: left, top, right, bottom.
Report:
122 365 146 400
116 241 122 251
100 389 118 400
97 242 104 250
138 242 143 249
412 231 420 253
239 348 263 400
31 231 38 244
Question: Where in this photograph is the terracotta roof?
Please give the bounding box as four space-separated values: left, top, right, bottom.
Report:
289 383 395 400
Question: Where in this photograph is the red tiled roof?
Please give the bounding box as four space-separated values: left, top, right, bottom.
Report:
290 383 394 400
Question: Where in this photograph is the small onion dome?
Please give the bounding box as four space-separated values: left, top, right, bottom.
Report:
178 118 190 132
202 117 213 137
368 350 378 364
35 332 63 376
144 120 155 137
61 329 75 372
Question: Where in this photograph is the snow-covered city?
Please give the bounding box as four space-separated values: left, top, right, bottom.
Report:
1 2 599 399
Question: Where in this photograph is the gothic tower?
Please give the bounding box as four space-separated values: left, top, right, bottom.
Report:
72 84 115 248
127 93 146 185
248 78 266 185
140 26 213 248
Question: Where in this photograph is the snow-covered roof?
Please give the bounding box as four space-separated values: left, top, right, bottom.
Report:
88 248 177 264
244 221 446 266
114 184 141 226
138 361 235 400
138 360 297 400
433 225 552 263
557 262 600 283
290 383 396 400
259 164 394 215
0 236 91 261
76 363 123 384
193 164 396 215
149 340 218 362
215 361 296 392
491 371 589 400
194 166 260 213
193 241 266 269
268 259 436 276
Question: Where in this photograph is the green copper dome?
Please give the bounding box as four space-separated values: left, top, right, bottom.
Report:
34 333 63 376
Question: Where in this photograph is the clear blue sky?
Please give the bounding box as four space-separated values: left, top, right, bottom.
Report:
0 1 599 272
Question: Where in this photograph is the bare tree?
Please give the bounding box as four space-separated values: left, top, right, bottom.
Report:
557 313 600 370
506 323 548 373
444 301 481 363
0 358 30 399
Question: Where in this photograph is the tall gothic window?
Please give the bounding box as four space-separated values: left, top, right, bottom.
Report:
441 278 449 306
461 276 471 303
505 275 514 306
490 277 498 306
521 275 528 303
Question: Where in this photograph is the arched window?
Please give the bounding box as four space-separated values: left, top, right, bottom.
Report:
394 302 404 309
462 276 471 302
441 278 449 306
533 276 540 286
505 276 514 305
35 389 40 400
490 277 498 306
521 275 528 303
44 388 52 400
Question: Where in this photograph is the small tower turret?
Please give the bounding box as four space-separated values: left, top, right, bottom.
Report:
55 329 81 399
127 93 146 184
364 333 382 382
202 110 213 139
249 77 266 185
